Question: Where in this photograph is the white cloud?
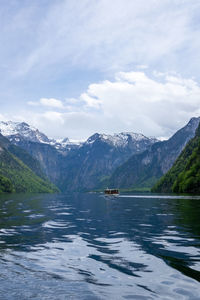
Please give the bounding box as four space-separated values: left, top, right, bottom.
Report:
28 98 64 109
8 71 200 140
43 111 64 123
40 98 64 108
70 71 200 138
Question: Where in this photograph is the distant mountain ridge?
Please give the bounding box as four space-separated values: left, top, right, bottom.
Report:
0 121 158 191
108 117 200 190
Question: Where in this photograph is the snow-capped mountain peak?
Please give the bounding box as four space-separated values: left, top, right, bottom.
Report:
0 121 50 144
0 121 83 152
86 132 157 148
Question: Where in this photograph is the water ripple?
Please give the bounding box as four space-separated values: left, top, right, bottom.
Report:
0 192 200 299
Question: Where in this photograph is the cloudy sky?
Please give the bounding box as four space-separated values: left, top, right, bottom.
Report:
1 0 200 140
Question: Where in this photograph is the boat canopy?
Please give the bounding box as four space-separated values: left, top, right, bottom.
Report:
104 188 119 195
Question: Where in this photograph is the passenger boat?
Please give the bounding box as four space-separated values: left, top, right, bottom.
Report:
104 188 119 196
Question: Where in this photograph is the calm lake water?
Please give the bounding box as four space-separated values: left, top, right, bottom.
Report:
0 192 200 299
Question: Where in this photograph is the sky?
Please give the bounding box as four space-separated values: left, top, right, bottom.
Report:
1 0 200 140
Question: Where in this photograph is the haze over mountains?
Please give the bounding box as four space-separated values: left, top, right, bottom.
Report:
0 117 199 193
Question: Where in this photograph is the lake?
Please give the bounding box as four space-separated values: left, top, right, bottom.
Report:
0 192 200 299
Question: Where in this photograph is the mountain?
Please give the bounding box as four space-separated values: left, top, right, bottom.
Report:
1 118 199 192
10 139 64 185
152 123 200 193
0 121 80 153
0 122 158 191
58 132 158 191
8 144 48 180
108 117 200 190
0 121 81 185
0 133 58 193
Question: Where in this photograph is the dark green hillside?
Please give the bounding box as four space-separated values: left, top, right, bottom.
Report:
0 174 13 193
0 133 48 180
0 149 59 193
152 124 200 193
0 134 59 193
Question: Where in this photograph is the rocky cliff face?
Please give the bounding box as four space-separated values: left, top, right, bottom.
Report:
109 117 200 189
58 132 157 191
10 140 64 185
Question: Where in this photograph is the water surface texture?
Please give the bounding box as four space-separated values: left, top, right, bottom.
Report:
0 193 200 299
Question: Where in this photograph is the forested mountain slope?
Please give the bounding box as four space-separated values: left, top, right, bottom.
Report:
0 133 58 193
152 123 200 193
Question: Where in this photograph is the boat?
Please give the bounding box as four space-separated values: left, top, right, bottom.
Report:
104 188 119 196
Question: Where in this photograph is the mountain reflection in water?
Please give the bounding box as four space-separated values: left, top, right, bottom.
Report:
0 192 200 299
